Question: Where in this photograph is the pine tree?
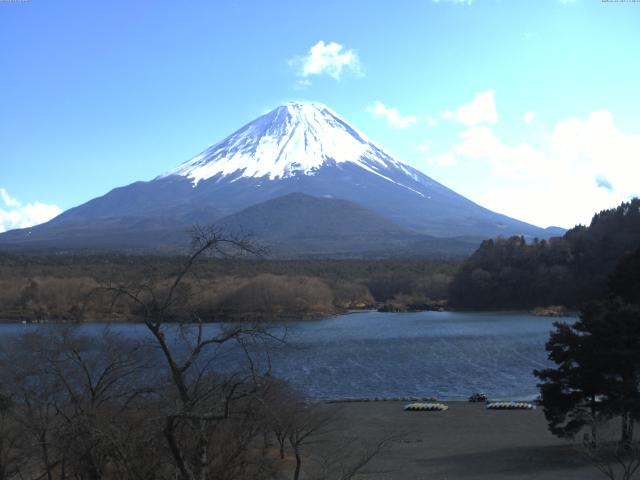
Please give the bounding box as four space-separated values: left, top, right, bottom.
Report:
535 300 640 445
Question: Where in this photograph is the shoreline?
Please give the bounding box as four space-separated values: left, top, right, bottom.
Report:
0 306 577 324
318 401 599 479
321 397 540 404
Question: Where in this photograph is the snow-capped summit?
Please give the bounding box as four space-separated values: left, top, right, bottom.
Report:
162 102 418 188
0 101 562 254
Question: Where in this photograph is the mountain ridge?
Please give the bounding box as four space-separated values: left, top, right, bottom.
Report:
214 192 479 258
0 102 564 256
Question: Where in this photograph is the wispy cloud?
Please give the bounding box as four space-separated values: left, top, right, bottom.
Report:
0 188 62 233
433 109 640 227
294 79 312 90
596 175 613 191
426 115 438 128
0 188 20 208
523 111 536 124
416 142 431 153
367 101 418 129
429 152 458 167
290 41 363 83
441 89 498 127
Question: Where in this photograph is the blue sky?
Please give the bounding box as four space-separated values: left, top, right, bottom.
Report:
1 0 639 231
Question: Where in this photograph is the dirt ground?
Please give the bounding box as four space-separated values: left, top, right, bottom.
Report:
317 401 604 480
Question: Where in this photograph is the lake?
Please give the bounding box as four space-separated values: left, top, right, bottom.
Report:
1 311 569 401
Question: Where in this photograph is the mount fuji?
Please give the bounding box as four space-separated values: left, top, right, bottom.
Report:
0 102 562 257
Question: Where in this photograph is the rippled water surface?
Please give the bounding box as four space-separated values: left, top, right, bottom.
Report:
263 310 567 400
3 311 570 400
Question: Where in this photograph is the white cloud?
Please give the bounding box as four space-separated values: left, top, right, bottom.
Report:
422 142 458 166
523 111 536 124
438 110 640 227
294 79 312 90
291 41 362 81
367 101 418 129
0 188 63 233
432 152 458 167
416 142 431 153
0 188 20 207
420 141 459 166
549 111 640 200
442 89 498 126
426 115 438 128
452 126 549 178
440 110 454 120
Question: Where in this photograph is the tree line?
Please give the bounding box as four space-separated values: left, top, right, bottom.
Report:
534 248 640 479
0 254 457 322
0 228 387 480
449 198 640 309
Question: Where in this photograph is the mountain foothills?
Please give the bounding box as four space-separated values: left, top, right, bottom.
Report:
0 103 561 257
0 199 636 322
449 198 640 309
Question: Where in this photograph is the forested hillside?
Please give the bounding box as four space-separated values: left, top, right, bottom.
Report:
449 198 640 309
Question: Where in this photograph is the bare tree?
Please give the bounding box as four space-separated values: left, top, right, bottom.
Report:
259 376 299 460
578 418 640 480
0 393 23 480
0 330 67 480
0 327 159 480
51 329 157 479
106 226 279 480
286 403 338 480
0 226 393 480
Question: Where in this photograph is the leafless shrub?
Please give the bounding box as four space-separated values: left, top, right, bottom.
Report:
578 419 640 480
216 274 334 320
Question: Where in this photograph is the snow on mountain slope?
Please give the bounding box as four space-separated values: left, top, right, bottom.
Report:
161 102 423 194
0 101 564 253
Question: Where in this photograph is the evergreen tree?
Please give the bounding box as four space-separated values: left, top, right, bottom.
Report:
450 198 640 310
534 317 609 443
609 247 640 306
535 300 640 444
